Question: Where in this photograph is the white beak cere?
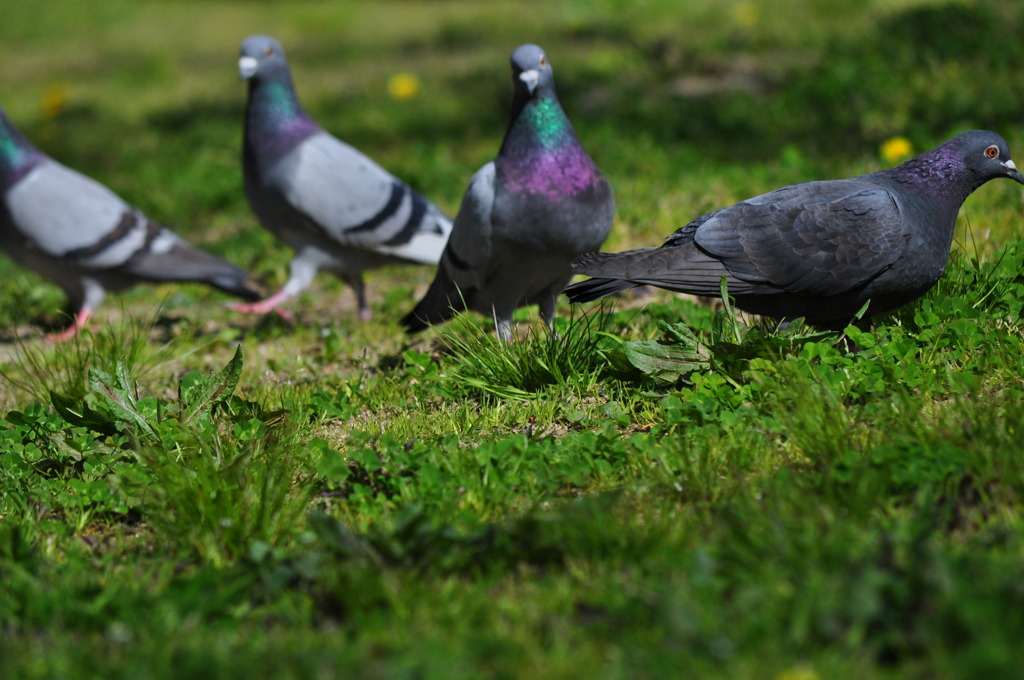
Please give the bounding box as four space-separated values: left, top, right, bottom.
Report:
238 56 259 80
1004 159 1018 171
519 69 540 93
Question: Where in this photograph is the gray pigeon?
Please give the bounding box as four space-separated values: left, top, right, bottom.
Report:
402 44 615 340
235 34 453 321
567 130 1024 330
0 106 260 340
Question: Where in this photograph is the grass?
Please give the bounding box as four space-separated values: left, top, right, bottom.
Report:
3 1 1024 678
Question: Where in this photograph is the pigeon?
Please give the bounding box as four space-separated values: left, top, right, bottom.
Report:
235 34 453 321
0 106 261 340
567 130 1024 330
402 43 614 340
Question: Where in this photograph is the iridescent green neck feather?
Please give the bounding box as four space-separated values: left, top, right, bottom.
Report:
520 96 570 149
0 111 44 190
502 94 573 155
245 75 320 167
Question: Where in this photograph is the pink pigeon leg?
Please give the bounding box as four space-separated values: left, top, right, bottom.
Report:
46 308 92 342
227 289 294 321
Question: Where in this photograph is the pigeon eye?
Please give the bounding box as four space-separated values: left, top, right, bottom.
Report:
264 47 274 57
539 55 547 67
985 145 999 159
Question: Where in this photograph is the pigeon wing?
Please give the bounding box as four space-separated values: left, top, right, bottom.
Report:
6 161 154 269
268 132 446 260
442 162 496 291
400 162 496 330
5 160 259 299
696 181 908 297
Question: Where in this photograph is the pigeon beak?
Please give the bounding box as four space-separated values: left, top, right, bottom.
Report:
519 69 540 94
238 56 259 81
1003 159 1024 185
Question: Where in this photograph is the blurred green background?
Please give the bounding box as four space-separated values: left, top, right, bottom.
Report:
2 0 1023 318
4 0 1023 343
3 0 1023 210
3 5 1024 679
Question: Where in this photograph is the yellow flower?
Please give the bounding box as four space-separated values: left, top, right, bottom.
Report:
387 73 421 101
41 83 69 120
881 136 913 164
774 666 819 680
732 1 760 27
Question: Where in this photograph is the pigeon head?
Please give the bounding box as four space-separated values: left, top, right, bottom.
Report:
239 35 319 164
888 129 1024 196
510 44 554 98
948 129 1024 187
239 35 290 83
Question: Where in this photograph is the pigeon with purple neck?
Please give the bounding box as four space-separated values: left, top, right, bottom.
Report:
402 43 615 340
0 106 260 340
567 130 1024 330
234 34 453 321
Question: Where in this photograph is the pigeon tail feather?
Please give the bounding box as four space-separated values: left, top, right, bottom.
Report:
125 242 262 301
206 273 263 301
401 268 467 333
564 277 638 303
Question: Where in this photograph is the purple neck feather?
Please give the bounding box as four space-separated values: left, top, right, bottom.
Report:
880 142 980 199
